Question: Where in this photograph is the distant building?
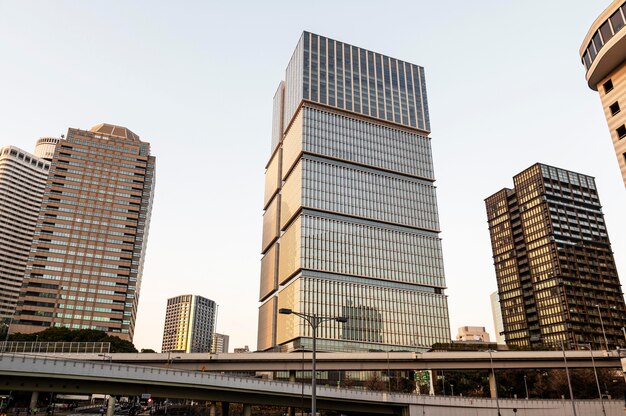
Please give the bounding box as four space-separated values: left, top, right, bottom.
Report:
234 345 250 353
486 163 626 349
211 333 229 354
580 0 626 187
0 145 50 320
456 326 490 342
162 295 217 353
490 292 505 344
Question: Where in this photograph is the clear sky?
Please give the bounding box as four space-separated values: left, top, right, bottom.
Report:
0 1 623 351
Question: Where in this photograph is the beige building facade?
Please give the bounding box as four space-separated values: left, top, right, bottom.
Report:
10 123 156 341
162 295 217 353
580 0 626 187
0 146 50 320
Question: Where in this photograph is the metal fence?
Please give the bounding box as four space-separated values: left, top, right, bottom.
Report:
0 341 110 354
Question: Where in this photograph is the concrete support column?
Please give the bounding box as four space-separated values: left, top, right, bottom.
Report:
106 396 116 416
209 403 216 416
288 370 296 383
221 402 229 416
29 392 39 412
242 404 251 416
288 408 295 416
488 372 497 399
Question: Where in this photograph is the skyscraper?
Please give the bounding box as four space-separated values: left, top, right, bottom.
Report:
211 332 230 354
580 0 626 187
162 295 217 353
10 123 156 341
258 32 450 352
489 291 505 345
485 163 626 349
0 146 50 320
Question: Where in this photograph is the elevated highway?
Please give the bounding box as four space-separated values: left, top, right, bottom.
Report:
48 349 624 372
0 353 622 416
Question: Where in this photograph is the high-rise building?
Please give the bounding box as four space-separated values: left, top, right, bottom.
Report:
485 163 626 349
162 295 217 353
580 0 626 187
489 291 505 344
258 32 450 352
211 332 230 354
10 124 156 341
0 146 50 320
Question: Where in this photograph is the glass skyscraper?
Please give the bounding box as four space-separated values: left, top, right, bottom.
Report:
258 32 450 352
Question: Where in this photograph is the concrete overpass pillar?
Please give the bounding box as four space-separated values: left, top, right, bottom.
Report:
209 403 216 416
242 404 251 416
106 396 116 416
29 391 39 412
488 372 497 399
289 370 296 382
221 402 230 416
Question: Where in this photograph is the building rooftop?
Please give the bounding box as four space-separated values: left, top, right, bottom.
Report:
90 123 140 142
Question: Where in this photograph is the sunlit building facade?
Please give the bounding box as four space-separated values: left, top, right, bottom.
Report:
0 146 50 320
162 295 217 353
211 332 229 354
580 0 626 187
10 124 156 341
258 32 451 352
485 163 626 349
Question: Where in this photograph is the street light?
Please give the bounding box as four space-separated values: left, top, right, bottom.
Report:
486 350 501 416
595 305 609 351
560 340 578 416
279 308 348 416
580 344 606 416
523 375 529 400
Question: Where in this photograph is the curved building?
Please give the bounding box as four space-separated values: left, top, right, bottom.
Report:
258 32 450 352
580 0 626 187
0 146 50 320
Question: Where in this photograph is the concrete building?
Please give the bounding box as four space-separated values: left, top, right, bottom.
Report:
485 163 626 349
580 0 626 187
456 326 490 342
10 124 156 341
162 295 217 353
258 32 450 352
489 291 505 344
211 332 229 354
0 146 50 320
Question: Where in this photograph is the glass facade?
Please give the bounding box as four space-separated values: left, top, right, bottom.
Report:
284 32 430 134
259 32 450 352
162 294 217 353
486 163 626 350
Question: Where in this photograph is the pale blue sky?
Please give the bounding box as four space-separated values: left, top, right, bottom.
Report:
0 1 623 350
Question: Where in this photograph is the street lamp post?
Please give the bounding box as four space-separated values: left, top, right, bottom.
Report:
560 340 578 416
595 305 609 351
523 375 529 400
279 308 347 416
487 350 501 416
581 344 606 416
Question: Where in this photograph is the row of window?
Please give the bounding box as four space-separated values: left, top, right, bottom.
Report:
582 2 626 70
300 158 440 230
302 107 434 179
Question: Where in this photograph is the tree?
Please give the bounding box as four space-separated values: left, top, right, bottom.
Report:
141 348 156 353
8 328 137 352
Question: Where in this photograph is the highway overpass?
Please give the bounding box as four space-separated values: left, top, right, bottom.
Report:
0 353 622 416
42 349 624 372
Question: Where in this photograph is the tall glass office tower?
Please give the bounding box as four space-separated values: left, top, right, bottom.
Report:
258 32 450 352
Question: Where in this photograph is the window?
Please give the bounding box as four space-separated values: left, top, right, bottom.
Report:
610 102 621 116
616 125 626 139
610 10 625 33
603 79 614 93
